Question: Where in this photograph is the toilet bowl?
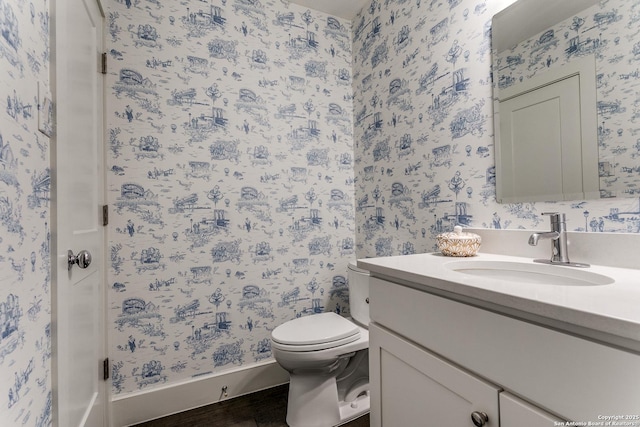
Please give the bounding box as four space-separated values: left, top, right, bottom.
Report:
271 261 370 427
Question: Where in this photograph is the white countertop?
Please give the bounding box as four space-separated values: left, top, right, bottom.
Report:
358 252 640 349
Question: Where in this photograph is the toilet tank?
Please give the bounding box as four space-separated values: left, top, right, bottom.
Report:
347 261 370 327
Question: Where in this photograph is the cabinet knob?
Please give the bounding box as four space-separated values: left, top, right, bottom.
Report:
471 411 489 426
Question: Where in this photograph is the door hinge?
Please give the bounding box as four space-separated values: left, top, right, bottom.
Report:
102 204 109 226
101 52 107 75
103 358 110 381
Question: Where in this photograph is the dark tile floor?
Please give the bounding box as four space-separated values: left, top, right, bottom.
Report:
133 384 370 427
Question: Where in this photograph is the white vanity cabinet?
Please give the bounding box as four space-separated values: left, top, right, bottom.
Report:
368 276 640 426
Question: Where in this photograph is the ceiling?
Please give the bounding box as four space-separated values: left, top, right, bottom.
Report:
287 0 369 20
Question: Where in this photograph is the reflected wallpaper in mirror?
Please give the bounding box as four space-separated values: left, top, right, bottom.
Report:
494 0 640 199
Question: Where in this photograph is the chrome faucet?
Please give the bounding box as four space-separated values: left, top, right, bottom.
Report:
528 212 589 267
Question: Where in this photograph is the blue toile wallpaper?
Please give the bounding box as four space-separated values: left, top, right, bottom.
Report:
4 0 640 420
353 0 640 260
105 0 355 395
0 0 52 424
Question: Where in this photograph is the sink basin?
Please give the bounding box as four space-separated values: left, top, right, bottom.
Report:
445 260 614 286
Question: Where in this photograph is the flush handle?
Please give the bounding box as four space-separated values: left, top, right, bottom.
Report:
471 411 489 427
68 250 92 270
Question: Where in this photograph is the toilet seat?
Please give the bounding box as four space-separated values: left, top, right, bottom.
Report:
271 312 360 352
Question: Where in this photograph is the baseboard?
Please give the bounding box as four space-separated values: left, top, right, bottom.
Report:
110 360 290 427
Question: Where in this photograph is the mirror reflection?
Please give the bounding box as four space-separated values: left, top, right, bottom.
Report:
493 0 640 202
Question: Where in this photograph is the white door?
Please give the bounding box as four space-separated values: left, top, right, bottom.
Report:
53 0 106 425
496 56 599 203
499 75 582 202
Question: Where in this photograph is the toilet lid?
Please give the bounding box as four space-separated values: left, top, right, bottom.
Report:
271 312 360 346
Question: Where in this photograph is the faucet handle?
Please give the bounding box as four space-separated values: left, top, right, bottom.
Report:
542 212 565 223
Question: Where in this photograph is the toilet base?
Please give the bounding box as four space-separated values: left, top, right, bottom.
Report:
285 374 370 427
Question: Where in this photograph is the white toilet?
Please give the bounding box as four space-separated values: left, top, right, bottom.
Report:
271 261 370 427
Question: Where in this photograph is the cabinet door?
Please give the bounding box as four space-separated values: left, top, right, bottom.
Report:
500 392 564 426
370 323 500 427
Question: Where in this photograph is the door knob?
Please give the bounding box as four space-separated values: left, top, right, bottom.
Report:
68 250 92 270
471 411 489 427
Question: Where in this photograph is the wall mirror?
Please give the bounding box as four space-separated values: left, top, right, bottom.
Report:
492 0 640 203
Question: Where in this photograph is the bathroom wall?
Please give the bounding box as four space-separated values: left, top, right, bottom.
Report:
0 0 52 425
4 0 640 420
106 0 354 396
353 0 640 260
